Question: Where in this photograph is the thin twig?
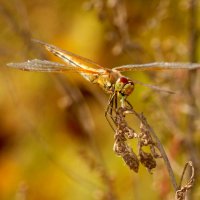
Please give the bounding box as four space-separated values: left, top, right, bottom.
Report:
186 1 200 198
175 161 195 200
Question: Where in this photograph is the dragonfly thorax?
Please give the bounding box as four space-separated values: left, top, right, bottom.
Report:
115 76 134 97
94 69 120 93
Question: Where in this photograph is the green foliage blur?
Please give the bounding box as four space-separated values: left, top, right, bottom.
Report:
0 0 200 199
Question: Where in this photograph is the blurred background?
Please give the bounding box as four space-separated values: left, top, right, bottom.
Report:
0 0 200 199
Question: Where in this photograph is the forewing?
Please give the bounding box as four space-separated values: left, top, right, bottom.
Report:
114 62 200 72
32 39 107 73
7 59 100 74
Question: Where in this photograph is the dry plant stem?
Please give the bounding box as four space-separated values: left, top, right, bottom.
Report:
178 162 194 190
187 0 200 198
124 108 178 191
175 161 195 200
187 0 200 166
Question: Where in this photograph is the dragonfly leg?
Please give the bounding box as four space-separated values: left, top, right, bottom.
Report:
114 92 118 112
125 99 133 110
120 96 132 110
105 93 117 131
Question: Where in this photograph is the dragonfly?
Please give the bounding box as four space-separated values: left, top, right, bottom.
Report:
7 39 200 129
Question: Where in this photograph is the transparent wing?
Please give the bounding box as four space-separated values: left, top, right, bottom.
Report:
7 59 100 74
114 62 200 72
32 39 107 73
132 78 176 94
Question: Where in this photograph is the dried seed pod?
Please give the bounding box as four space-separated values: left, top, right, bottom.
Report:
122 151 139 173
139 150 156 173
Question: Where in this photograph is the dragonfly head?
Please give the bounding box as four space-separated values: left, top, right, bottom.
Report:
115 77 134 98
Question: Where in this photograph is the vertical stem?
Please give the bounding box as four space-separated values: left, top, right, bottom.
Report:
148 125 178 191
187 0 200 198
188 0 200 170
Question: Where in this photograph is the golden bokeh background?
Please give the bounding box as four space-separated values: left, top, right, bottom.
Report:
0 0 200 199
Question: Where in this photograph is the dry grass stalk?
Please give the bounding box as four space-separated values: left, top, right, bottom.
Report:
175 161 195 200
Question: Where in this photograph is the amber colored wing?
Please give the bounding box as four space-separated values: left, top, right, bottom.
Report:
7 59 101 74
113 62 200 72
32 39 107 73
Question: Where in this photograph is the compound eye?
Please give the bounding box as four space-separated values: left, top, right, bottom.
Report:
115 77 128 91
115 77 134 96
118 77 129 84
123 81 134 96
